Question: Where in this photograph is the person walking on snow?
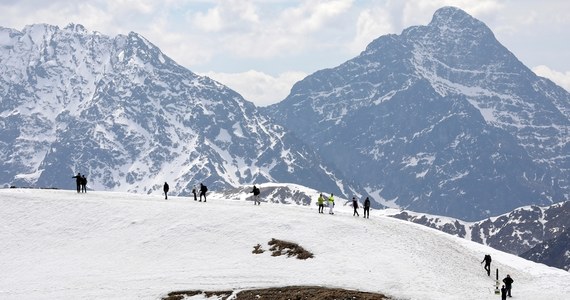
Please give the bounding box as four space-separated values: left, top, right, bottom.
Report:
352 196 359 216
192 186 197 201
481 254 492 276
317 193 325 213
199 183 208 202
502 274 514 297
363 197 370 218
328 193 335 215
250 185 261 205
163 182 169 200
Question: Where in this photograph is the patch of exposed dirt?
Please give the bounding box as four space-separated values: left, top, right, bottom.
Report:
163 286 390 300
266 238 314 259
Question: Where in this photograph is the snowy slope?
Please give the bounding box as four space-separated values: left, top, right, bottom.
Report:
1 188 569 300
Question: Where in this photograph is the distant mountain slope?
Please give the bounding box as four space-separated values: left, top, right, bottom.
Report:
264 6 570 220
0 24 356 197
389 200 570 270
1 188 570 299
521 230 570 271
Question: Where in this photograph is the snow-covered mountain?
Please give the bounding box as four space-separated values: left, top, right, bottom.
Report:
2 188 570 300
264 6 570 221
0 23 356 197
389 200 570 270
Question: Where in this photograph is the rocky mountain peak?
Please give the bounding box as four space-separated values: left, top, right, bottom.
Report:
265 7 570 221
63 23 87 33
429 6 488 32
0 23 358 199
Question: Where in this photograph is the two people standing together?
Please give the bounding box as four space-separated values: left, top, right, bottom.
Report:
71 173 88 193
351 196 370 218
316 193 335 214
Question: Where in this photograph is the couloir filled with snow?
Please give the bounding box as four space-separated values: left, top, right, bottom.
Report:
1 188 569 300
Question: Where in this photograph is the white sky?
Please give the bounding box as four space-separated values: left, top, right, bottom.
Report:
2 187 570 299
1 0 569 106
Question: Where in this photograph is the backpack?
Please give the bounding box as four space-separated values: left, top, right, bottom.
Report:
203 185 208 192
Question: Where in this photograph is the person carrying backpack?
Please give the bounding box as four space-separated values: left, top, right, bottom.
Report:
199 183 207 202
250 185 261 205
363 197 371 218
317 193 325 213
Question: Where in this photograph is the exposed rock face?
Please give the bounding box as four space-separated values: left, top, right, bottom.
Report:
264 7 569 220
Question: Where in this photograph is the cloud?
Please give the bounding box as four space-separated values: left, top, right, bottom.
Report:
349 7 394 53
1 0 568 101
532 65 570 92
191 5 224 32
201 70 307 107
108 0 156 14
189 0 260 32
279 0 354 34
184 0 355 60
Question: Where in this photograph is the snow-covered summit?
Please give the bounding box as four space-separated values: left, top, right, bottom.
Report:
428 6 491 35
265 7 570 221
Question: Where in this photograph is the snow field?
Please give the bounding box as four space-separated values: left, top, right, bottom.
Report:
1 188 569 300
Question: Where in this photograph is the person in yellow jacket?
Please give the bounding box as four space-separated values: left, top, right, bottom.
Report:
328 193 335 215
317 193 325 213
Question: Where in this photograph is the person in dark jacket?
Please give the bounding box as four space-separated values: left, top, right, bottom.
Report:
199 183 207 202
352 196 359 216
163 182 169 200
250 185 261 205
192 186 197 201
363 197 370 218
72 173 82 193
502 274 514 297
81 175 87 193
481 254 492 276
